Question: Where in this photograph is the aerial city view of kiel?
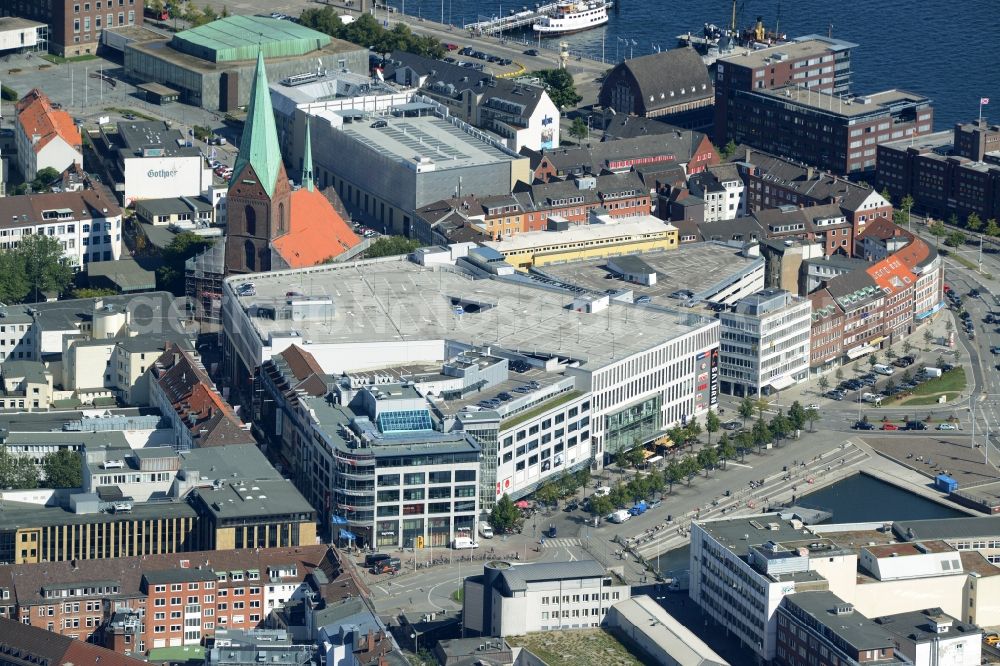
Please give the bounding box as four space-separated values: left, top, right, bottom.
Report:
0 0 996 663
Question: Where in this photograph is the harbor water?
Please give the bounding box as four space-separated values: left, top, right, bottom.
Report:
386 0 999 130
652 471 967 576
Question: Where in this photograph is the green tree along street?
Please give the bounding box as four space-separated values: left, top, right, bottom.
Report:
804 407 820 432
569 117 588 142
489 494 522 533
928 220 947 247
717 433 736 469
588 494 613 517
945 230 967 248
300 10 445 59
788 401 806 431
0 447 38 489
530 69 582 109
738 396 755 427
43 449 82 488
535 481 560 508
363 236 422 259
0 234 75 304
665 461 683 493
156 232 215 295
966 212 982 232
705 409 720 445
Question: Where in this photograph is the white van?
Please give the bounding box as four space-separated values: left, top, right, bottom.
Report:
862 392 883 404
607 509 631 524
451 537 480 549
479 524 494 539
593 486 612 497
872 364 894 376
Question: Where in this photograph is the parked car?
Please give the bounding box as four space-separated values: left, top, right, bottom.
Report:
905 421 927 431
853 421 875 430
370 119 388 128
880 423 899 431
936 423 958 430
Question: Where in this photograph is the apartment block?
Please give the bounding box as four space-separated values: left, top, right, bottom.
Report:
719 288 811 397
0 545 349 654
876 121 1000 223
714 36 857 143
0 186 121 268
0 0 141 56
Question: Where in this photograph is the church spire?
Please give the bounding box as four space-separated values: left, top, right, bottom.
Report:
302 118 314 193
231 51 282 197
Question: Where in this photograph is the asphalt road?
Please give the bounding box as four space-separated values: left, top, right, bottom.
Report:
366 426 867 619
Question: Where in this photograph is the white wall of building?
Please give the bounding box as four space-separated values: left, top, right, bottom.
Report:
0 24 40 51
123 155 212 207
850 576 966 621
14 124 82 182
503 93 559 152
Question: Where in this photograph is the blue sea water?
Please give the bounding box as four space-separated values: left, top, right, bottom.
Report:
387 0 1000 130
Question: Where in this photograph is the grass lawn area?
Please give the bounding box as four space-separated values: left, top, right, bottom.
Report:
507 629 643 666
502 391 581 430
902 392 962 406
882 367 966 406
451 587 463 603
41 53 98 64
147 645 204 662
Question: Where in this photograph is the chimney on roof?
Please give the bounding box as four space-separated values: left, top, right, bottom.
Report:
367 629 375 652
806 166 814 181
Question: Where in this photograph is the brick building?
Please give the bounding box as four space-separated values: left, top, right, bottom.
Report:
0 0 141 56
0 545 353 655
723 86 933 175
412 172 653 244
876 121 1000 223
735 148 893 231
714 36 857 144
526 130 717 183
752 203 857 257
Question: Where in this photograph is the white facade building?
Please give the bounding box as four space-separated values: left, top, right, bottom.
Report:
103 121 213 207
0 187 122 268
688 163 745 222
14 89 82 183
221 257 720 469
463 560 630 637
719 288 811 397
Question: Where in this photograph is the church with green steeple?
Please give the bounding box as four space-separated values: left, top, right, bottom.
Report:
224 53 360 275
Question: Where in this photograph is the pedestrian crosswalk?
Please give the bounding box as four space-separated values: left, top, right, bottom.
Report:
542 537 581 548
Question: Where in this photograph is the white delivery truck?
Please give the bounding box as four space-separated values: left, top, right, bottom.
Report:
862 392 883 404
479 523 494 539
872 364 894 376
608 509 631 524
451 537 480 549
923 367 943 378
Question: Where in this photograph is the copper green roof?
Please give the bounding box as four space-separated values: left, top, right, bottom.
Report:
231 52 282 197
302 118 314 192
169 15 331 64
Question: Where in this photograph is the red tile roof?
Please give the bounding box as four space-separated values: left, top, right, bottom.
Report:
866 255 917 297
152 343 256 447
16 88 82 155
272 188 361 268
